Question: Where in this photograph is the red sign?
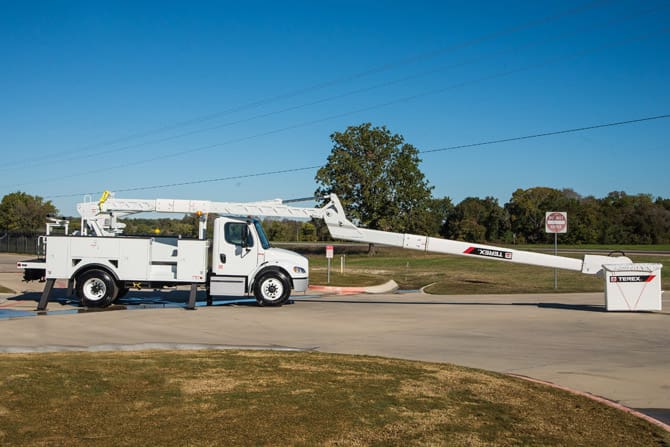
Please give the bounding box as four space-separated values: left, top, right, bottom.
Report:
545 212 567 233
326 245 334 259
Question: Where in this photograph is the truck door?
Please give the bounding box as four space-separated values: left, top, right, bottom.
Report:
212 217 261 278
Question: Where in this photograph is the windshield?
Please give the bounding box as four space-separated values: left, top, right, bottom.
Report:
254 220 271 250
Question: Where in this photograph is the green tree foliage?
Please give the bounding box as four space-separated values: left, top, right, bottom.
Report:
7 183 661 246
263 219 300 242
0 191 58 232
567 195 600 244
442 197 509 243
261 219 323 242
418 197 454 236
121 214 215 238
600 192 670 244
260 188 667 245
300 222 318 242
503 187 670 245
315 123 433 233
505 187 572 243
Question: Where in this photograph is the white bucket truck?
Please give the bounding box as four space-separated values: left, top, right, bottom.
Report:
19 192 325 310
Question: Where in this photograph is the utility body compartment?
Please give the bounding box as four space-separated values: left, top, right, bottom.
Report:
43 235 209 283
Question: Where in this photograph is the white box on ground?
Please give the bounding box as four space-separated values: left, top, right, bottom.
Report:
603 263 663 311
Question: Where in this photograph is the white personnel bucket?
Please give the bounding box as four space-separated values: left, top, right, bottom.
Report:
603 263 663 311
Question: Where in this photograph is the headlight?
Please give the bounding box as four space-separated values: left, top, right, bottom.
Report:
293 266 306 274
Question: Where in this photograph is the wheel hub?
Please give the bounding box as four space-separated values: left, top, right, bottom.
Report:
84 278 106 301
263 279 282 299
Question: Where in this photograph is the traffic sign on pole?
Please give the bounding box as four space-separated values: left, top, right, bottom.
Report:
545 212 568 234
545 211 567 289
326 245 334 284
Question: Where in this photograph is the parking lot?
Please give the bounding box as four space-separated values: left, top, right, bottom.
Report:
1 252 669 425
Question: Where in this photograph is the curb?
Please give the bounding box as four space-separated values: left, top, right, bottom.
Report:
509 373 670 432
309 280 398 295
0 343 317 354
419 283 435 294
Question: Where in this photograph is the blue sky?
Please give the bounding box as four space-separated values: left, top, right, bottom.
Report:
1 0 668 215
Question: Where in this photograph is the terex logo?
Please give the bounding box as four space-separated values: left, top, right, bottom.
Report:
609 275 655 283
464 246 513 260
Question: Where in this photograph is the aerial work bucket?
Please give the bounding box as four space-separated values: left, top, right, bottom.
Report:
603 263 663 311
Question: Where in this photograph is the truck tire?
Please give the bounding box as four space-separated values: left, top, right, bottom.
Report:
76 269 118 308
254 271 290 306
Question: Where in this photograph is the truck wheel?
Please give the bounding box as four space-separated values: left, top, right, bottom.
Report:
254 272 290 306
76 269 118 308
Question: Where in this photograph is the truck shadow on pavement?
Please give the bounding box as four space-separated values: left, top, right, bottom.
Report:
294 297 610 312
1 288 273 317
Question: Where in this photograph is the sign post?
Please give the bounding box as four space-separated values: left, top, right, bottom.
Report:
545 212 568 289
326 245 334 284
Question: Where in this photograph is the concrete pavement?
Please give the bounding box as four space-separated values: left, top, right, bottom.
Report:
1 252 669 425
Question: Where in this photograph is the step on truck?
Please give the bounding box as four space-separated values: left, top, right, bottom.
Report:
19 191 663 311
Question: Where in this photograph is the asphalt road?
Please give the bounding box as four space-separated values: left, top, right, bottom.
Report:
1 252 669 425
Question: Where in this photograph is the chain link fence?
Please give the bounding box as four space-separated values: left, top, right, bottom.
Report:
0 232 41 255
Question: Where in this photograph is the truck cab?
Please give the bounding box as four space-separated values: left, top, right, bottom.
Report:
209 216 309 306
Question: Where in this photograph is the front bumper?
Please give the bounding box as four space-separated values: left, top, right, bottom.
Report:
292 277 309 293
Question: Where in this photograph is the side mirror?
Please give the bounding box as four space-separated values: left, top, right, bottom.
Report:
240 224 250 249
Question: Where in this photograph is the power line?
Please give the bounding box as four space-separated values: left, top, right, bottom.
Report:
17 24 668 191
44 113 670 199
46 165 323 198
6 0 658 174
0 0 615 172
422 114 670 154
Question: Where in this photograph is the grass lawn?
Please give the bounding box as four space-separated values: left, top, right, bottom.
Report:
0 350 667 446
306 246 669 293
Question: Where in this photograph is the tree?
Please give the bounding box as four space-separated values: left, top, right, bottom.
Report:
121 214 212 238
0 191 58 233
417 196 454 237
656 197 670 212
443 197 509 243
300 222 318 242
599 192 670 244
315 123 433 240
505 187 572 243
263 219 298 242
567 195 600 244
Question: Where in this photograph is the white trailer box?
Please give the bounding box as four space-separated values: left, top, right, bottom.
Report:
603 263 663 311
